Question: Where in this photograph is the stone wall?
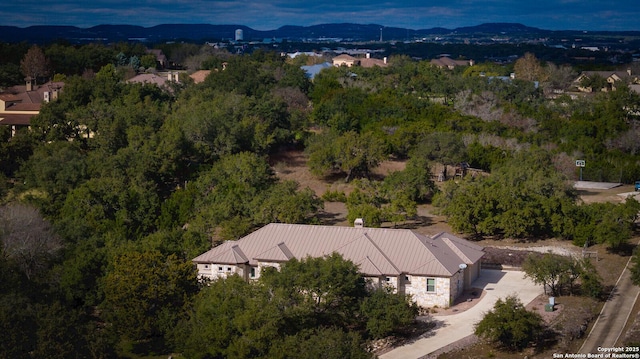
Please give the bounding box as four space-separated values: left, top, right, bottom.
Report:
406 276 454 308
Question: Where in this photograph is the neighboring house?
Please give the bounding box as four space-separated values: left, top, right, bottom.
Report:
430 56 474 70
574 70 639 92
332 54 359 67
0 79 64 137
146 49 167 68
126 72 181 93
332 53 388 68
360 54 389 68
192 222 484 308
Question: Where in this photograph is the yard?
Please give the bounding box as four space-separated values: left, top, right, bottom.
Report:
270 149 640 358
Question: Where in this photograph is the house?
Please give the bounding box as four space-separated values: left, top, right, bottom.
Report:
430 56 474 70
574 69 639 92
332 53 388 69
360 53 388 68
146 49 167 69
0 79 64 137
192 222 484 308
125 72 182 93
332 54 360 67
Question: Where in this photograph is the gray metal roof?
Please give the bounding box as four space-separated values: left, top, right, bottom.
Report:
192 224 484 277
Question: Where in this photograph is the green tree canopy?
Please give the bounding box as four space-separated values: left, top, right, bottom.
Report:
307 130 387 182
101 250 198 344
434 149 577 238
474 295 544 351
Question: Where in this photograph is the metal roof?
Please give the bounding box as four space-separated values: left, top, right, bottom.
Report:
193 224 484 277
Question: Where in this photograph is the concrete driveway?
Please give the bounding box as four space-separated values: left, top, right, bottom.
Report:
380 269 543 359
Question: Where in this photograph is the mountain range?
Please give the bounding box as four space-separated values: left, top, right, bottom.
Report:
2 22 639 44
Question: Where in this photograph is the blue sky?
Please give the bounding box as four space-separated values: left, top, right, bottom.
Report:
3 0 639 31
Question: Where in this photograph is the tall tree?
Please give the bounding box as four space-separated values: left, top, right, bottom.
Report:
0 203 62 280
101 250 198 346
20 45 50 84
514 52 547 82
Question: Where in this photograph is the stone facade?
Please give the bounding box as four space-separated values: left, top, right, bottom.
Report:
198 263 480 308
404 275 452 308
197 263 243 280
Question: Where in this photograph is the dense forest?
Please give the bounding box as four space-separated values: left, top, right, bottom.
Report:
1 41 640 357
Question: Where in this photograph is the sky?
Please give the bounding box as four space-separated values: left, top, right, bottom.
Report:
3 0 639 32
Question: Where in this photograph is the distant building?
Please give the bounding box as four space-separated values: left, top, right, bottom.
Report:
332 53 388 68
145 49 167 69
360 53 388 68
574 69 639 92
0 79 64 137
430 56 474 70
235 29 243 42
126 72 179 86
332 54 359 67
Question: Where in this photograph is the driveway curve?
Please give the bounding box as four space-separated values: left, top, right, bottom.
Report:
380 269 543 359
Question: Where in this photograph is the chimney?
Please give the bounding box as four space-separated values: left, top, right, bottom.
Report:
43 91 50 103
174 72 179 82
168 72 173 81
354 218 364 228
366 53 370 59
383 57 387 64
628 69 632 76
25 77 33 92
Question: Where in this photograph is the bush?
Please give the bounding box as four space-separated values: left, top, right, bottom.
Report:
321 190 347 202
474 295 544 351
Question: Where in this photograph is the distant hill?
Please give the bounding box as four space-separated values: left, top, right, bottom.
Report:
1 22 638 44
0 23 546 43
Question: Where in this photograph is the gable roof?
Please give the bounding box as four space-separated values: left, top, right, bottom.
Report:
193 223 484 277
1 81 65 107
126 73 170 86
576 70 639 85
0 81 65 129
360 57 388 68
430 57 472 69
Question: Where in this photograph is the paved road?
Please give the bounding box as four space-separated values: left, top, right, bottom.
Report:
380 270 543 359
579 255 640 354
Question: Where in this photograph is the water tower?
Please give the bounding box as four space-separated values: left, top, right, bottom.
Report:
235 29 243 42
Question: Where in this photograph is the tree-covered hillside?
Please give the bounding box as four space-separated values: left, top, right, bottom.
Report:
1 43 640 357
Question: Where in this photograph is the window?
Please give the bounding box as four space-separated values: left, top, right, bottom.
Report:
226 267 232 272
385 277 391 282
250 267 256 278
204 264 209 269
218 266 223 272
426 278 436 292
